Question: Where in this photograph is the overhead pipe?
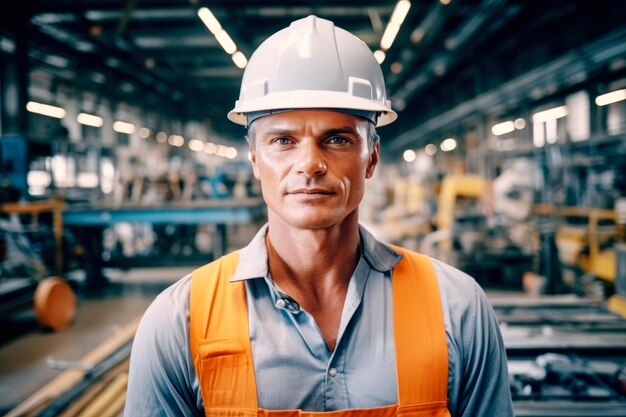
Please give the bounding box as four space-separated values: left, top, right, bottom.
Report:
392 0 509 110
389 27 626 151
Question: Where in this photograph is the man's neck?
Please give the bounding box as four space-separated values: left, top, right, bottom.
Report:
264 210 361 303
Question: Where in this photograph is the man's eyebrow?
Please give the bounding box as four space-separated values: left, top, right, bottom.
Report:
261 126 360 138
262 129 295 138
321 127 360 136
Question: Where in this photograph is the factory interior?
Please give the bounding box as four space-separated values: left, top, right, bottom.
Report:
1 0 626 416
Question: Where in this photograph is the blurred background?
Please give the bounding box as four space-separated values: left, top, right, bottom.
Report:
1 0 626 416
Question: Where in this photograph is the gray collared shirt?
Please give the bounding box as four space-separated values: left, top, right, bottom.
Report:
125 224 513 416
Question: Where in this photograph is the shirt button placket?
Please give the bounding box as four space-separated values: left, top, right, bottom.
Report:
328 367 338 377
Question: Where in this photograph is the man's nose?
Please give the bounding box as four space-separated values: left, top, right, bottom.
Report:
294 140 327 177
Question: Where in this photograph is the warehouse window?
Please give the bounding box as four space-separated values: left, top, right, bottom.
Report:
532 104 568 147
607 99 626 135
565 91 590 141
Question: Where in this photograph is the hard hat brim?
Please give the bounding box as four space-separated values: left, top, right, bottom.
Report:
228 90 398 127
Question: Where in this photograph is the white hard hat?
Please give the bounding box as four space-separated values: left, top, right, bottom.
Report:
227 15 397 127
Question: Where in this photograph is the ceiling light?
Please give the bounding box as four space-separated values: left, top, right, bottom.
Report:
216 145 228 157
390 0 411 26
425 144 437 155
374 50 386 64
26 101 66 119
380 23 401 51
77 112 103 127
532 106 568 123
156 131 167 143
410 28 424 44
380 1 411 51
168 135 185 147
514 118 526 129
391 62 404 74
232 51 248 69
113 121 135 134
403 149 416 162
188 139 204 152
204 142 217 154
197 7 221 34
215 30 237 54
225 147 238 159
595 89 626 106
440 138 457 152
491 121 515 136
139 127 150 139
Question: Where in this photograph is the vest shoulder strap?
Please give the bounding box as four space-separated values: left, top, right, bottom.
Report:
390 246 449 406
190 251 259 410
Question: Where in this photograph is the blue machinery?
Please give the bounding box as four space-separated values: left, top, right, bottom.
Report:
63 198 266 290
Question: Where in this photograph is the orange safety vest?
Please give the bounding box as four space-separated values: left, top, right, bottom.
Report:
190 246 450 417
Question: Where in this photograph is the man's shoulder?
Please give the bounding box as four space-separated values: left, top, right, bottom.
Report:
430 257 478 290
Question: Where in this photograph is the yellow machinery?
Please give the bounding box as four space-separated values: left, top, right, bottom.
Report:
554 207 626 317
435 175 486 252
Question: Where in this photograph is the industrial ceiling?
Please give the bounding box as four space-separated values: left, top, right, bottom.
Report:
1 0 626 154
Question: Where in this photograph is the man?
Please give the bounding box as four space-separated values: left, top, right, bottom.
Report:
125 15 513 416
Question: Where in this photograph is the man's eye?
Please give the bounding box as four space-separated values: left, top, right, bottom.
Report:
273 137 292 145
327 136 350 144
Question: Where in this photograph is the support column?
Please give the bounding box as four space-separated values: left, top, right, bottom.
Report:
0 9 30 136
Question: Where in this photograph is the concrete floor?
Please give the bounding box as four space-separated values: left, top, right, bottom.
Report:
0 223 262 414
0 267 192 413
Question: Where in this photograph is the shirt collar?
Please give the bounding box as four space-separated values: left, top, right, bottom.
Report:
229 223 403 283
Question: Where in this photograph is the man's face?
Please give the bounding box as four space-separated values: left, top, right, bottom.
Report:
249 110 379 230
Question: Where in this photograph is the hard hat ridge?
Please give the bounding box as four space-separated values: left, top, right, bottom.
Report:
227 15 397 127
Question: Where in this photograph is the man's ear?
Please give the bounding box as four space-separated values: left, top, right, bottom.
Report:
248 141 261 179
366 142 380 179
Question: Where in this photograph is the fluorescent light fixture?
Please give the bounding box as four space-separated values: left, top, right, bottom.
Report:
374 50 386 64
77 112 103 127
113 121 135 134
188 139 204 152
156 131 167 142
215 30 237 54
491 121 515 136
595 89 626 106
232 51 248 69
532 105 568 123
425 144 437 155
380 0 411 51
139 127 150 139
381 23 401 51
204 142 217 154
26 101 66 119
390 0 411 26
197 7 221 34
225 147 238 159
440 138 457 152
168 135 185 147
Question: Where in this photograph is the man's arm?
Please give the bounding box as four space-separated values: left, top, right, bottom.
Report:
456 280 513 416
124 276 202 416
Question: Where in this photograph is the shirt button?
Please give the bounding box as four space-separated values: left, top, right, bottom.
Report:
275 299 286 308
328 368 338 377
